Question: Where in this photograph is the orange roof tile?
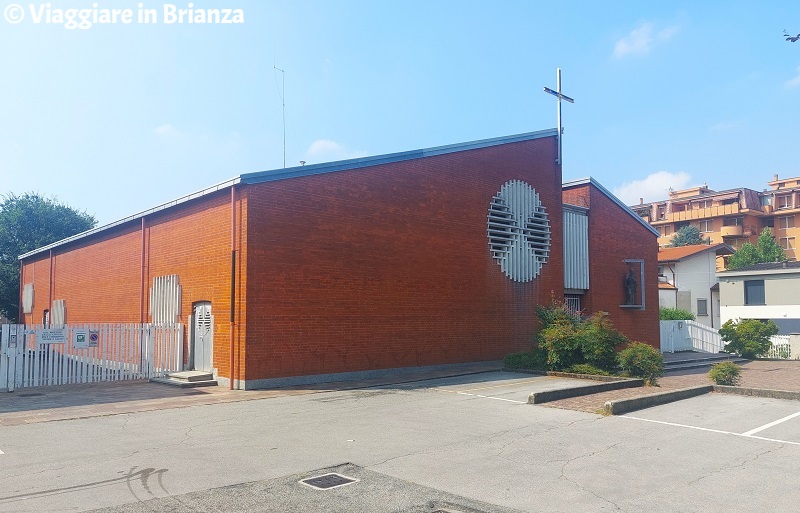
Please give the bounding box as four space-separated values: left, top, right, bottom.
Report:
658 243 734 263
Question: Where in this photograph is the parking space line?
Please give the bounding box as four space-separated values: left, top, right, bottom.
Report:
622 416 800 446
455 379 545 393
434 388 526 404
742 411 800 436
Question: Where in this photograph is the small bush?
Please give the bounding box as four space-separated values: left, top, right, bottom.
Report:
708 361 741 386
577 314 628 371
539 319 583 370
504 350 547 371
566 364 613 376
617 342 664 385
659 307 696 320
719 318 779 359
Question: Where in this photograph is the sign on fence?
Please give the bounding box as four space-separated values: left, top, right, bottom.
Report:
36 328 67 344
1 323 183 391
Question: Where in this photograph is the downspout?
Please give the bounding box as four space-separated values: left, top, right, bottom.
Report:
48 249 53 325
140 217 146 324
230 185 236 390
18 262 23 323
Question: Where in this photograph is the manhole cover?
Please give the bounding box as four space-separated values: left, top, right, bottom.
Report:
299 473 358 490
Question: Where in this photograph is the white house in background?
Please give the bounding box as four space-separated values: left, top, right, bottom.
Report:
658 243 734 328
718 261 800 335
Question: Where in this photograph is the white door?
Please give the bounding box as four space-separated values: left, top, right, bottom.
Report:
192 302 213 372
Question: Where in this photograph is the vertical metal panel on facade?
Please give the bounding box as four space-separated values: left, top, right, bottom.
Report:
149 275 181 324
563 206 589 290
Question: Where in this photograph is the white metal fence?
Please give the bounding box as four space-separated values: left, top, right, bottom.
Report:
0 323 183 392
660 320 724 353
661 320 799 359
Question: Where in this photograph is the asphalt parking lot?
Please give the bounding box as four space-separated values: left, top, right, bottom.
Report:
2 370 800 513
621 392 800 446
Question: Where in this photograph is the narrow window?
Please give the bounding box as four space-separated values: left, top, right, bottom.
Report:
744 280 765 305
697 299 708 316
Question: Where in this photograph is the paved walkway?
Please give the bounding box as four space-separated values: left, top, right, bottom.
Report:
3 360 798 425
0 362 501 426
543 359 800 413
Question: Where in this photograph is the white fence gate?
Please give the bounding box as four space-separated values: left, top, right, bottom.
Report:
0 323 183 392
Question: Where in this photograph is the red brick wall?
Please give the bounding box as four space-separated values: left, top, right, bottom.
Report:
244 136 563 381
563 183 660 347
19 189 248 380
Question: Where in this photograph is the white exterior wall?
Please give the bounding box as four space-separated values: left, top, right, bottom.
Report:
659 289 677 309
661 252 721 328
720 305 800 326
718 272 800 333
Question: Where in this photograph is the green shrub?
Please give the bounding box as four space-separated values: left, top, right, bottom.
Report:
577 314 628 371
660 307 696 320
504 350 547 371
536 299 629 372
719 318 779 359
539 319 583 370
708 361 741 386
617 342 664 385
566 364 613 376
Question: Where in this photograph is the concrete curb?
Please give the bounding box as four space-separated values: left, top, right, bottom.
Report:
604 385 713 415
713 385 800 401
528 378 644 404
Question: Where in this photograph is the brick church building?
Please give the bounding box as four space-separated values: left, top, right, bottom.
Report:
18 129 659 389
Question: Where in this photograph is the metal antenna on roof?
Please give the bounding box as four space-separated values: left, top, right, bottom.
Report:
543 68 575 167
274 65 286 168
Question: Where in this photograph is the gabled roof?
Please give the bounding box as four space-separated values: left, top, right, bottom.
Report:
658 243 734 263
562 177 661 237
20 130 558 260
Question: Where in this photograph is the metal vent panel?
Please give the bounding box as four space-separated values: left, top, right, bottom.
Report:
487 180 551 282
51 299 66 326
150 275 181 324
22 283 34 314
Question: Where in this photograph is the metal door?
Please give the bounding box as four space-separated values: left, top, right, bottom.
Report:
192 302 213 372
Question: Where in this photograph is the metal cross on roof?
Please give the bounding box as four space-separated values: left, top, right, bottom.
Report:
543 68 574 166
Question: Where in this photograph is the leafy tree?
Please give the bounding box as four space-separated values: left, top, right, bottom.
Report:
727 228 787 270
0 193 96 321
668 225 705 247
719 318 779 359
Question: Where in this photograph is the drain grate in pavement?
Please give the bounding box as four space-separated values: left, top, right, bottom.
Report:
17 393 45 397
299 473 358 490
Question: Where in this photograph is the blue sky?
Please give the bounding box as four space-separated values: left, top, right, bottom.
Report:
1 0 799 224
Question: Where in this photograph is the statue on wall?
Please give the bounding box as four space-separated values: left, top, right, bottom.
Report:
625 268 638 305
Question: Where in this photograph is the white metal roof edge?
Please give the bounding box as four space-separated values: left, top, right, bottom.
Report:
562 177 661 237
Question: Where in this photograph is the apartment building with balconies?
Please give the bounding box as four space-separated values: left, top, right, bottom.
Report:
631 175 800 261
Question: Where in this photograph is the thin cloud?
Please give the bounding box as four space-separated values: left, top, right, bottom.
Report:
304 139 367 163
613 171 693 205
785 67 800 89
153 123 182 138
613 22 679 59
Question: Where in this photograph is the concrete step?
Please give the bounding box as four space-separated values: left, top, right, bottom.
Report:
150 376 219 388
664 357 749 373
150 371 217 388
167 371 214 382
